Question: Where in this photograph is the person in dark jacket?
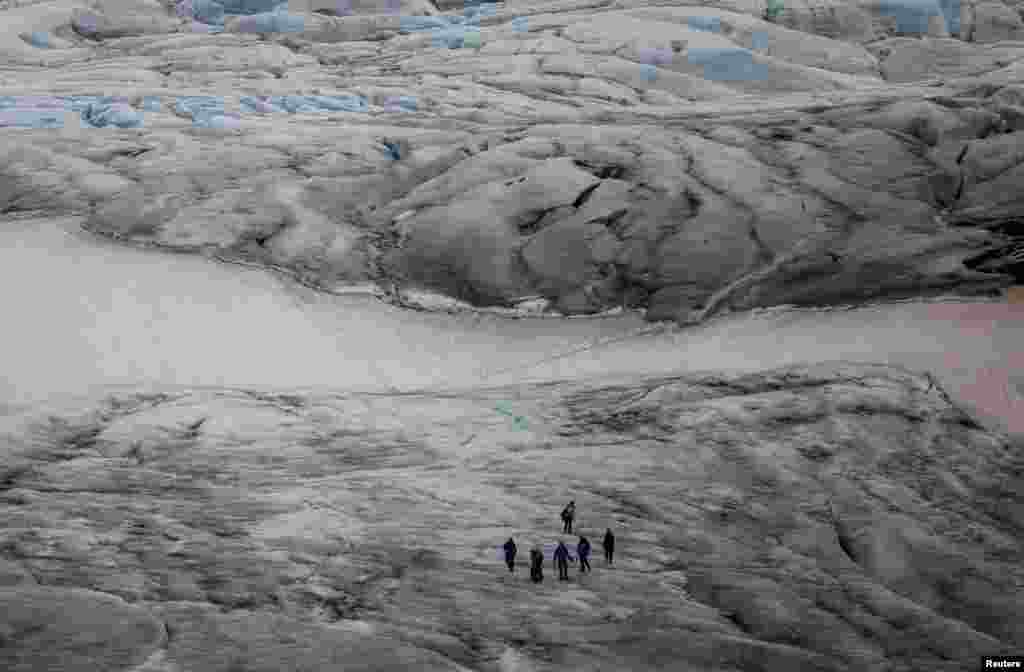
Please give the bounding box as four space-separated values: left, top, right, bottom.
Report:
503 538 517 573
529 547 544 583
576 535 591 573
603 528 615 565
561 501 576 534
553 540 574 580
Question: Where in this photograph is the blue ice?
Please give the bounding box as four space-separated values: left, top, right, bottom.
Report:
238 95 369 114
188 0 225 25
62 96 144 128
277 95 368 113
80 101 144 128
400 15 455 32
220 0 287 14
431 26 472 48
384 95 418 112
877 0 950 34
174 96 235 127
463 0 496 20
175 96 225 119
399 12 486 46
0 96 66 129
180 0 291 31
382 141 402 160
195 114 242 129
687 15 720 33
240 96 285 113
236 11 305 32
25 32 52 48
937 0 960 33
687 48 768 81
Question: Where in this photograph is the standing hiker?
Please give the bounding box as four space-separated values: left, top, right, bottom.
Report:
561 500 576 534
603 528 615 565
577 535 592 574
530 546 544 583
553 540 574 581
503 537 517 573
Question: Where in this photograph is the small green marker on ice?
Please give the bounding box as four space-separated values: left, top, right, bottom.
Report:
495 402 528 430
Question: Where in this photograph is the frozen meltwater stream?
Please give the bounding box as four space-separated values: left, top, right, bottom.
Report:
2 216 1022 434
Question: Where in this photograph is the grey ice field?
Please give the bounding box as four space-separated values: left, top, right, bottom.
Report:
1 0 1023 670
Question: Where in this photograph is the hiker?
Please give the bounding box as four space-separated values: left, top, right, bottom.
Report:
503 537 517 573
561 501 576 534
530 547 544 583
553 540 574 581
577 535 591 573
603 528 615 565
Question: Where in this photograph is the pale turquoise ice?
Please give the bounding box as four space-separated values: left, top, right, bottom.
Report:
687 15 720 33
687 48 768 81
238 95 368 114
0 95 65 128
236 11 305 33
25 31 51 48
877 0 958 34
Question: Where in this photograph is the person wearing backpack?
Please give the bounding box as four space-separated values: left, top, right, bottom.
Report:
529 546 544 583
560 501 576 534
576 535 592 574
553 540 574 580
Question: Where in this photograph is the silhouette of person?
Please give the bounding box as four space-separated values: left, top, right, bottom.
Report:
503 538 517 573
529 547 544 583
561 501 576 534
554 540 574 580
577 536 591 573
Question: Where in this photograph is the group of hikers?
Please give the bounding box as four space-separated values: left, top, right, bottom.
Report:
501 501 616 583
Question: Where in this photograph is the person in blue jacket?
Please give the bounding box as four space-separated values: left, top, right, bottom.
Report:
576 535 592 574
553 540 574 580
